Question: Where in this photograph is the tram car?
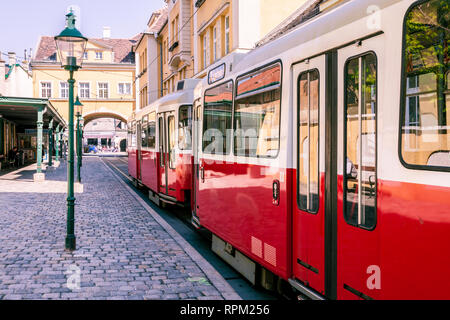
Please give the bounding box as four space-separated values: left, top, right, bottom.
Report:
130 0 449 299
128 79 200 207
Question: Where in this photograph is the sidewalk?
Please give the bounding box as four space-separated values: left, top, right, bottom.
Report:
0 157 240 300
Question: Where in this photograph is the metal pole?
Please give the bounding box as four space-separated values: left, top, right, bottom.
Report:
66 69 76 251
48 118 53 167
76 113 81 183
55 124 60 162
36 107 43 174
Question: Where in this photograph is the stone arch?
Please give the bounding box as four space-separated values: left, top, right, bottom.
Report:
82 110 128 126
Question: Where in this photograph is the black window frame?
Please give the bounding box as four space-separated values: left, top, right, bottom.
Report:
398 0 450 172
178 105 193 150
147 112 156 150
167 115 176 169
202 80 234 155
343 51 378 231
297 68 320 214
233 60 283 159
141 115 148 148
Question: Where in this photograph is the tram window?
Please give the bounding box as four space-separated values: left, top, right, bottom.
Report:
159 117 164 167
127 123 131 147
344 53 377 230
131 121 137 148
141 116 148 148
234 63 281 158
400 0 450 169
168 115 176 169
203 81 233 154
148 112 156 149
179 105 192 150
298 69 319 213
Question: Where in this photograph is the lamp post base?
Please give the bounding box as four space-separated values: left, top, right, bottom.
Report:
65 235 76 251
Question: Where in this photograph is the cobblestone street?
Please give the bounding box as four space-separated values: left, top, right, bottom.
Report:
0 157 240 300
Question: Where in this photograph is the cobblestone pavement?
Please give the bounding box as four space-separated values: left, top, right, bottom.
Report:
0 157 240 300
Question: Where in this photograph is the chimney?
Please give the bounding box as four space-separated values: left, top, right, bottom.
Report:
103 27 111 39
8 52 16 66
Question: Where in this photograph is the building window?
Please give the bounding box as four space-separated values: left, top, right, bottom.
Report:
41 82 52 98
298 69 319 213
60 82 69 99
118 83 131 95
400 0 449 169
178 105 192 150
234 63 281 158
213 27 217 61
83 52 88 60
203 35 207 69
225 16 230 55
344 53 377 230
98 82 109 99
203 81 233 154
95 51 103 60
79 82 90 99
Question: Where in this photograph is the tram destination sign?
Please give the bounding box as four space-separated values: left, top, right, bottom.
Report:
208 63 226 84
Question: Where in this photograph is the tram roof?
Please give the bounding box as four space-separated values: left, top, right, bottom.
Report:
133 80 201 121
232 0 402 74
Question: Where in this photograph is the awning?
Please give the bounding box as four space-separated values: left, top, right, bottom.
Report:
0 96 66 129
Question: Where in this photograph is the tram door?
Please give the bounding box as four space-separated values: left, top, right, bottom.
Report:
292 55 327 295
191 99 202 225
158 111 177 198
336 36 382 300
136 120 142 181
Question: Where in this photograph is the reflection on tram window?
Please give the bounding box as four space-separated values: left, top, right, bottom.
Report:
234 63 281 158
298 69 319 213
131 121 137 148
401 0 449 169
168 115 176 169
203 81 233 154
344 53 377 230
178 105 192 150
141 116 148 148
148 112 156 149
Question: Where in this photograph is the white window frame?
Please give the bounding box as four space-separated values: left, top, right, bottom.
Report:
225 16 230 55
118 82 132 95
97 82 109 99
40 81 52 98
213 27 217 61
203 34 207 69
78 82 91 99
60 82 69 99
95 51 103 60
83 51 88 60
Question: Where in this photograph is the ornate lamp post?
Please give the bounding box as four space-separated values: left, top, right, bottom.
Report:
75 96 83 183
55 11 87 251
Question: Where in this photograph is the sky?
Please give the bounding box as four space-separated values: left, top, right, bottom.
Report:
0 0 166 63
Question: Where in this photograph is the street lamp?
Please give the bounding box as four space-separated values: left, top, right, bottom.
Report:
75 96 83 183
55 11 87 251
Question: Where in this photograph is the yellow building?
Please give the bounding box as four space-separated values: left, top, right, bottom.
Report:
134 7 168 108
31 33 137 128
192 0 306 78
140 0 306 100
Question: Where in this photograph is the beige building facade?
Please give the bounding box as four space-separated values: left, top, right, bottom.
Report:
31 33 136 128
139 0 306 100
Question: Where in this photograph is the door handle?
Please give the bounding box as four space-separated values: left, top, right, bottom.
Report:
200 166 205 183
272 180 280 206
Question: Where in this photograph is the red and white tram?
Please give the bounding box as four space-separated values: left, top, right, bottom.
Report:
130 0 450 299
128 79 199 207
